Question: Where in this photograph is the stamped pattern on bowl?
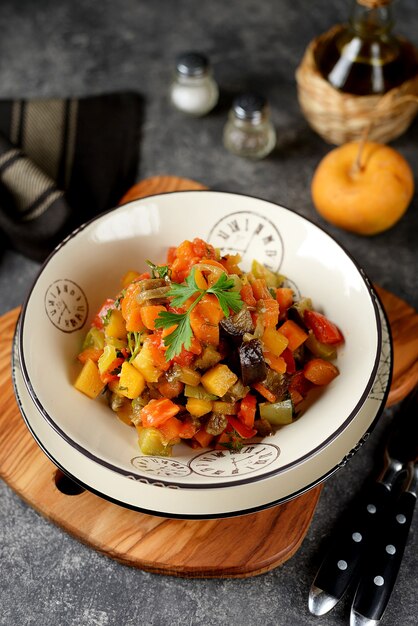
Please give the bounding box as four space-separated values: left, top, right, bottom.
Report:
44 279 88 332
131 456 192 477
190 443 280 477
207 211 284 273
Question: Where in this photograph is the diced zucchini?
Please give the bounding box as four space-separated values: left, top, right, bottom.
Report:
201 364 238 397
118 361 146 399
194 345 222 370
98 344 118 376
259 399 294 425
82 327 105 350
74 359 106 399
251 260 285 288
136 426 172 456
184 384 218 401
305 331 337 360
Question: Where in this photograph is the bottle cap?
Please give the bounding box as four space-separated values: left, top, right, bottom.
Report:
232 93 268 122
175 52 210 77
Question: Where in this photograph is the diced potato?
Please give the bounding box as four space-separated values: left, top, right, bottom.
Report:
262 328 289 356
105 309 127 339
74 359 106 399
98 345 118 376
212 401 238 415
121 270 142 288
131 341 161 382
118 361 146 399
200 364 238 397
178 366 201 386
186 397 213 417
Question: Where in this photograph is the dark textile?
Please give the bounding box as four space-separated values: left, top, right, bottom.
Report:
0 92 143 261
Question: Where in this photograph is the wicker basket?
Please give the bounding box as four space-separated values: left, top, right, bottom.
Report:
295 25 418 145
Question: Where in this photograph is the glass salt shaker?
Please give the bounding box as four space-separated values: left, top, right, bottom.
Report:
169 52 219 116
223 93 276 159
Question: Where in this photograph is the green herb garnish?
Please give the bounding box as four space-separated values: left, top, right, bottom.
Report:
146 259 171 280
154 267 243 360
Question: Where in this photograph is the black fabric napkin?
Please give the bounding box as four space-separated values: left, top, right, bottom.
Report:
0 92 143 261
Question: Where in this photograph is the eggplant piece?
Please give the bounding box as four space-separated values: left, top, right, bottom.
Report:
239 338 267 386
287 297 312 329
220 307 254 344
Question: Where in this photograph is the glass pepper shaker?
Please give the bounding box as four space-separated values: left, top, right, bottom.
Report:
169 51 219 116
223 93 276 159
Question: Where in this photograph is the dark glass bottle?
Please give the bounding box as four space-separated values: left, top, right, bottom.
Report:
314 0 418 95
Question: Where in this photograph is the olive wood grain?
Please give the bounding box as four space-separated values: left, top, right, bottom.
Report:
0 176 416 578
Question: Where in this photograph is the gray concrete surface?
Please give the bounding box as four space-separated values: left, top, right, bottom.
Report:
0 1 417 625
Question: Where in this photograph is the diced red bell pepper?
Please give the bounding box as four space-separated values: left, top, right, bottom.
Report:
91 298 115 330
237 393 257 428
228 416 257 439
281 347 296 374
304 310 344 345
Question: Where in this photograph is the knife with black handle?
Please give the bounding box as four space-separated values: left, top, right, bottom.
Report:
309 388 418 617
350 461 418 626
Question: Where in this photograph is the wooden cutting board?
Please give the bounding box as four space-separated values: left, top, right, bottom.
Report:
0 175 417 579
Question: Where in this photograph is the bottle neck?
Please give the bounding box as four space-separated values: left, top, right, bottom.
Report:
350 1 394 38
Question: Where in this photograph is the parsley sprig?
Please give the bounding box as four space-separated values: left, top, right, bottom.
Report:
154 267 243 360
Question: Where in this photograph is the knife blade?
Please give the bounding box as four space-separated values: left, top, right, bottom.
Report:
308 387 418 617
350 392 418 625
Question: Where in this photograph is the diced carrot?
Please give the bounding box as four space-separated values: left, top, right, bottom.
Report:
237 393 257 428
278 320 308 351
303 358 340 386
275 288 294 317
253 382 276 403
140 305 167 331
240 284 257 307
215 431 231 449
190 294 224 346
250 278 272 301
121 282 146 332
157 377 184 399
193 428 214 448
157 416 183 443
264 351 287 374
147 334 171 372
141 398 181 428
166 246 176 264
258 299 279 328
77 347 103 364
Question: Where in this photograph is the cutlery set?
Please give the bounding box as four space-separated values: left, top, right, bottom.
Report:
309 388 418 624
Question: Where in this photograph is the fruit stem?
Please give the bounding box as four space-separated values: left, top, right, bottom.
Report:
352 125 370 175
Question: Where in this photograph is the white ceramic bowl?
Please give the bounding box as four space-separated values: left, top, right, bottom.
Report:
17 191 391 518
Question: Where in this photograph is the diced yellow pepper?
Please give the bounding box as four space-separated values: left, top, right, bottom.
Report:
262 328 289 357
186 397 213 417
74 358 106 399
200 364 238 397
118 361 146 399
105 309 127 339
98 344 118 376
131 341 161 382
